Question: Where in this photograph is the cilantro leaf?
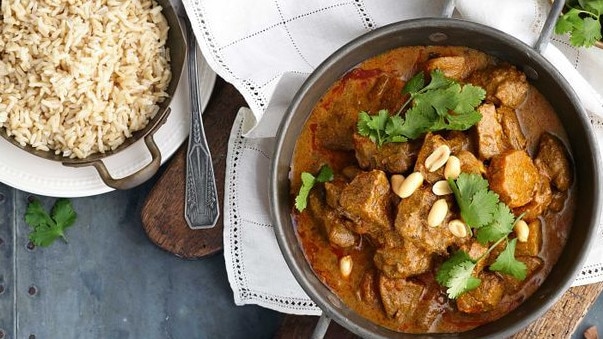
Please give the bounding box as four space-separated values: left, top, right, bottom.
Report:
422 69 455 92
582 0 603 14
25 199 55 229
402 71 425 94
315 164 334 183
51 198 77 229
476 202 515 244
436 250 474 285
555 4 602 47
357 111 373 138
25 198 77 247
436 251 481 299
357 110 391 146
439 174 527 299
295 165 333 212
448 173 497 228
295 172 318 212
454 84 487 115
578 16 603 47
398 104 435 139
358 70 485 146
490 238 528 280
583 0 603 15
445 261 481 299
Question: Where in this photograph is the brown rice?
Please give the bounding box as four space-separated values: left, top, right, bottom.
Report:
0 0 172 159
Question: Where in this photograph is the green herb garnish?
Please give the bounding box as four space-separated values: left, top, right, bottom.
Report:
555 0 603 48
490 238 527 280
357 70 485 146
25 198 77 247
295 164 334 212
436 251 481 299
436 173 527 299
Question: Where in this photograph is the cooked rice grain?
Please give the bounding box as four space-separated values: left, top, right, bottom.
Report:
0 0 172 159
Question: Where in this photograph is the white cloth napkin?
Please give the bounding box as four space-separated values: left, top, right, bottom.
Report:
183 0 603 314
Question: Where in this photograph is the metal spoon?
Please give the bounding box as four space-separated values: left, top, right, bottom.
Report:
183 16 219 229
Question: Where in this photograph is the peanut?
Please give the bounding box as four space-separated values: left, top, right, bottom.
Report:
390 174 405 196
394 172 424 198
444 155 461 180
428 199 448 227
514 219 530 242
339 255 353 278
432 180 453 195
448 219 468 238
425 145 451 172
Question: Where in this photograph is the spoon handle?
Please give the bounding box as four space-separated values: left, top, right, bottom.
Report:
184 17 219 229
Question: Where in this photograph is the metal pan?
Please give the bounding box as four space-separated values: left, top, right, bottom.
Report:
270 1 602 337
0 0 186 190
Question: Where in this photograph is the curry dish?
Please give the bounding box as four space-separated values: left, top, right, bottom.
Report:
289 46 575 333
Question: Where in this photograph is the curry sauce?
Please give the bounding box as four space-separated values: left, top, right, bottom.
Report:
290 46 575 333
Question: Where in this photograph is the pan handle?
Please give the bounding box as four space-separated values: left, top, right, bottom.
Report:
311 314 331 339
442 0 565 53
62 109 170 190
535 0 565 53
441 0 456 18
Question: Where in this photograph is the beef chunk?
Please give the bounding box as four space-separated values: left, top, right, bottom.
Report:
357 270 380 305
341 165 362 180
499 106 527 150
515 219 542 257
456 272 504 314
314 104 357 151
307 191 358 248
457 150 486 175
410 276 449 332
424 56 467 80
534 132 573 191
414 133 450 184
327 222 358 248
548 190 568 212
488 150 539 208
502 256 543 293
474 103 510 160
379 275 425 319
339 170 393 233
467 63 529 108
395 187 465 255
367 73 406 110
424 52 491 81
374 233 433 279
513 171 552 222
314 70 405 150
324 179 346 209
353 133 419 174
444 130 474 154
458 239 490 273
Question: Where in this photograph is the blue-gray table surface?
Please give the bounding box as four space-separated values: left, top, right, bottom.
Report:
0 165 601 338
0 169 283 339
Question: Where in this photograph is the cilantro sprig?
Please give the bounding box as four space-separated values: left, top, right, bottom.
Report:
436 173 527 299
295 164 334 212
555 0 603 48
357 70 485 146
436 251 481 299
25 198 77 247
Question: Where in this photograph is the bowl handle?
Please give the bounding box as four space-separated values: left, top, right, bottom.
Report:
63 110 169 190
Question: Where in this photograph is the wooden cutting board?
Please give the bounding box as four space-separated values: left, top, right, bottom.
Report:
140 78 246 258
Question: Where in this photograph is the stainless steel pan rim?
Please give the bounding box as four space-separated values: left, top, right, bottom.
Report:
270 17 602 338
